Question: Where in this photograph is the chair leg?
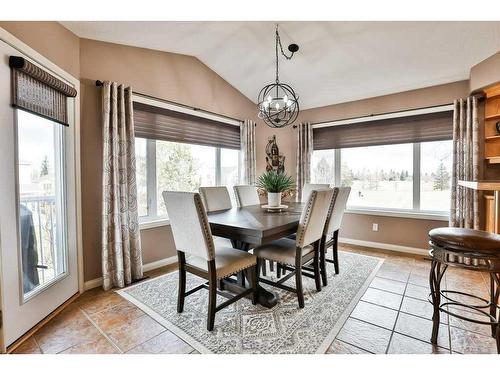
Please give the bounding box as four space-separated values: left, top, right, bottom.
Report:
269 260 274 272
246 265 258 305
261 260 267 276
430 260 446 345
490 273 500 340
177 251 186 313
207 260 217 331
319 235 328 286
333 230 340 274
277 263 282 278
295 249 305 308
313 241 322 292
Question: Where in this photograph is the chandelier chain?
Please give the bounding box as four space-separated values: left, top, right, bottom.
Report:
275 25 294 83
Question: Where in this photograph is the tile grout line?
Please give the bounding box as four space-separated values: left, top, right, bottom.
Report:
335 338 374 354
32 334 43 354
79 306 124 354
384 268 411 354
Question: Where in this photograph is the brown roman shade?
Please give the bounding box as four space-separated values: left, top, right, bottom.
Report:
9 56 77 126
313 110 453 150
134 102 241 150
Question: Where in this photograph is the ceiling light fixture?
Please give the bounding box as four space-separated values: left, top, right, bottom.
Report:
257 25 299 128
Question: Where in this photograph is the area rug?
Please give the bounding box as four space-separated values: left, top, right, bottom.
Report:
117 251 383 354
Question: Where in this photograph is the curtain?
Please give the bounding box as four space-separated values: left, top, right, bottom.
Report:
450 97 480 229
102 81 143 290
241 119 256 184
296 122 313 201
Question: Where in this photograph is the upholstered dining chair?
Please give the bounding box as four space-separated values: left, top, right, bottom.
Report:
301 183 330 202
322 187 351 277
233 184 275 276
163 191 258 331
199 186 232 213
253 189 334 308
233 185 260 207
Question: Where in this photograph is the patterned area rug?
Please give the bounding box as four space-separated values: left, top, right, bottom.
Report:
118 251 383 354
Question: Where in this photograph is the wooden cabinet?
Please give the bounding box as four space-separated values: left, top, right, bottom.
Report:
485 85 500 164
485 194 495 233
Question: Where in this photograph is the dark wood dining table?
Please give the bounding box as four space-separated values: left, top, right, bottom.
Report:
206 201 304 308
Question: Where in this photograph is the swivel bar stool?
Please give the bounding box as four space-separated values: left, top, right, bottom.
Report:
428 227 500 353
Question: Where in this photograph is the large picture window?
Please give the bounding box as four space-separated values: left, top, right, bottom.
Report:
135 138 239 221
312 139 452 215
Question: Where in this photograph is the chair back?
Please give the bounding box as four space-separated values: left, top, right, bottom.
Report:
296 189 334 248
234 185 260 207
199 186 232 213
162 191 215 261
326 187 351 235
301 183 330 202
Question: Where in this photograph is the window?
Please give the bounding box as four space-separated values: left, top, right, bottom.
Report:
16 110 68 297
311 140 453 215
136 138 239 221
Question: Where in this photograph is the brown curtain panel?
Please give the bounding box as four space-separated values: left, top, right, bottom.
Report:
450 97 481 230
296 122 313 201
134 101 240 149
9 56 77 126
102 81 143 291
313 110 453 150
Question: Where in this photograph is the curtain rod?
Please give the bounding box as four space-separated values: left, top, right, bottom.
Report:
294 95 485 129
95 80 245 124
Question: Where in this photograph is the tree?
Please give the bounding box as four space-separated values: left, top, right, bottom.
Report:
40 155 49 177
313 156 334 184
433 162 450 191
341 162 354 187
156 142 200 193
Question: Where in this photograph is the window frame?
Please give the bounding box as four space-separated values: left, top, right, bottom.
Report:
137 137 240 228
314 141 451 221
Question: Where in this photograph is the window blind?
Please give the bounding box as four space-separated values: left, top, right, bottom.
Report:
133 102 241 150
9 56 77 126
313 110 453 150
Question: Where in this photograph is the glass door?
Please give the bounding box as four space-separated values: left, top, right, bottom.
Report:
0 39 79 349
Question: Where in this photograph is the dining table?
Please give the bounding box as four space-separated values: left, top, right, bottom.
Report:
206 201 304 308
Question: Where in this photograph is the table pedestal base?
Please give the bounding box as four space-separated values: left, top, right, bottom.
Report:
220 277 278 308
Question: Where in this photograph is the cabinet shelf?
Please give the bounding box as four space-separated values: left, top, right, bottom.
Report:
485 113 500 121
486 156 500 164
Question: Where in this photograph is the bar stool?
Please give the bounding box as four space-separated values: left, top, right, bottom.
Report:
428 227 500 353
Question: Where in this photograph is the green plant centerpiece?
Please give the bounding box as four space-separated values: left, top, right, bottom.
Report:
257 170 295 207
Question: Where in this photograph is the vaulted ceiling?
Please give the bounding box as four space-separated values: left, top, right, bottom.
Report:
61 21 500 109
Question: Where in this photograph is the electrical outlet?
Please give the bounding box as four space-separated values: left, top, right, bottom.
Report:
372 223 379 232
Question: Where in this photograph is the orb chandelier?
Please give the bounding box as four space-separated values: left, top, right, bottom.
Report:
257 25 300 128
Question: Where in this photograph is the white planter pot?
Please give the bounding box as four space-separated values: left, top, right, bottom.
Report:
268 192 282 207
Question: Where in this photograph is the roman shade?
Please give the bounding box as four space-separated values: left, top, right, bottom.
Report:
313 110 453 150
9 56 77 126
134 102 241 150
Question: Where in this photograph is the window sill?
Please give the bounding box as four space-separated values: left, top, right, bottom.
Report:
345 208 449 221
139 218 170 230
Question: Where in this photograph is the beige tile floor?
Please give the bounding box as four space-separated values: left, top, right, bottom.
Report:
12 245 499 354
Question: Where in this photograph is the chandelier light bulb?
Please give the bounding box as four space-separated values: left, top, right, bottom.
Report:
283 94 288 103
275 102 280 110
267 95 272 103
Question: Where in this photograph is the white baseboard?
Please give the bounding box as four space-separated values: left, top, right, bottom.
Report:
83 255 178 291
339 237 429 256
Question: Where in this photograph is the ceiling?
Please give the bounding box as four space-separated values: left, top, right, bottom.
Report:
61 21 500 110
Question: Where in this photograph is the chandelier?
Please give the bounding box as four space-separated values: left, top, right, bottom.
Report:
257 25 300 128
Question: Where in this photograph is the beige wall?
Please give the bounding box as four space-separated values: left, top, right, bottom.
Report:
470 51 500 93
2 22 496 280
291 81 471 249
79 39 259 281
0 21 80 79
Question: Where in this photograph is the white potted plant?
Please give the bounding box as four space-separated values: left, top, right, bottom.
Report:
257 171 295 207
